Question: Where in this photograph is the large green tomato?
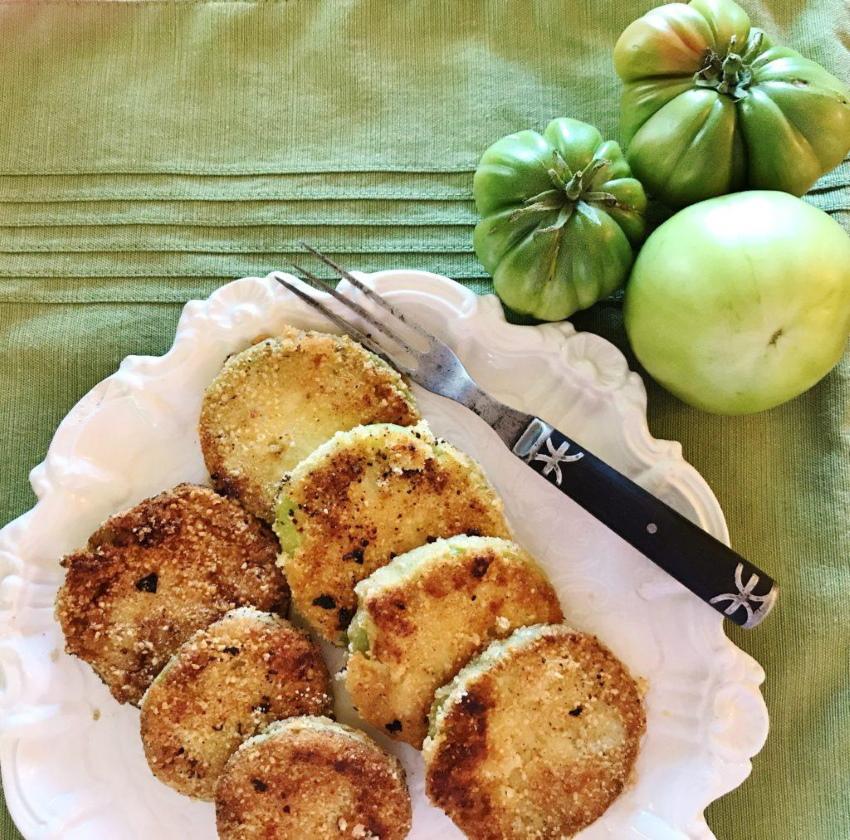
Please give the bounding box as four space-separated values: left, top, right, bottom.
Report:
473 118 647 321
624 191 850 414
614 0 850 208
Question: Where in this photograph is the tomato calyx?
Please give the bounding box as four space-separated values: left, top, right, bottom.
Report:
694 33 762 101
509 151 622 235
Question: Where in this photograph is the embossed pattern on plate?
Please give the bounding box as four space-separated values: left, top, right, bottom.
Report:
0 271 768 840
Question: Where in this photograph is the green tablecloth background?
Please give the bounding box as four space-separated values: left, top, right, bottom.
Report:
0 1 848 837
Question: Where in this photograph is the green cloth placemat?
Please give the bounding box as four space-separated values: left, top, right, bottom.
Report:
0 0 846 175
0 1 848 838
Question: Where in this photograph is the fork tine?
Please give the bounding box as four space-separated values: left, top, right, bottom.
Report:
299 242 436 343
273 273 412 375
290 261 421 359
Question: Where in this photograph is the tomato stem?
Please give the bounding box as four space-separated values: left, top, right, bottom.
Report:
547 167 568 191
511 156 619 231
694 33 760 101
562 157 609 199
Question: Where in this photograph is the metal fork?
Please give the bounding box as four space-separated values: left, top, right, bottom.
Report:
274 244 778 629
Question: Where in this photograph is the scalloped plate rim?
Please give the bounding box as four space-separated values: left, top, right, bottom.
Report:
0 269 767 840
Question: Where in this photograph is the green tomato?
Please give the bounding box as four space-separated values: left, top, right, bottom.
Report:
624 191 850 415
473 117 647 321
614 0 850 207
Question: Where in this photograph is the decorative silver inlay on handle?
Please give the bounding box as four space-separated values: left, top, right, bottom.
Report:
512 419 584 487
710 563 779 629
532 437 584 485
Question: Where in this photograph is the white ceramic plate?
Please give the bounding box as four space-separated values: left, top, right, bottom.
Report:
0 271 768 840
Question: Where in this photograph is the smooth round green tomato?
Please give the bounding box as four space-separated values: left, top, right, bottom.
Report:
614 0 850 207
473 118 647 321
624 191 850 414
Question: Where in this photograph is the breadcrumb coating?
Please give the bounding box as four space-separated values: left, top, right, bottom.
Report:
424 624 646 839
346 536 562 746
276 421 511 644
56 484 288 705
140 608 332 799
199 329 419 521
215 716 411 840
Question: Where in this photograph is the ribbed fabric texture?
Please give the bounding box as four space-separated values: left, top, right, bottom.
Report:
0 1 848 838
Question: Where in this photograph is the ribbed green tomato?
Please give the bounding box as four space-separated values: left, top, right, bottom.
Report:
473 118 647 322
624 191 850 415
614 0 850 208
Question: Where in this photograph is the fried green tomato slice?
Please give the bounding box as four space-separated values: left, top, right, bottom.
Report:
346 535 563 746
275 421 511 644
215 716 412 840
55 484 289 705
424 624 646 840
140 608 332 800
199 328 420 522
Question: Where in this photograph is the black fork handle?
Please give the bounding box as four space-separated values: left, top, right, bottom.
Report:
512 419 778 628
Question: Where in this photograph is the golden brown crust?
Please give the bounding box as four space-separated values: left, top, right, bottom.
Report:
424 626 646 839
199 330 419 521
281 424 511 644
346 537 563 746
215 717 412 840
55 484 289 705
140 609 332 800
